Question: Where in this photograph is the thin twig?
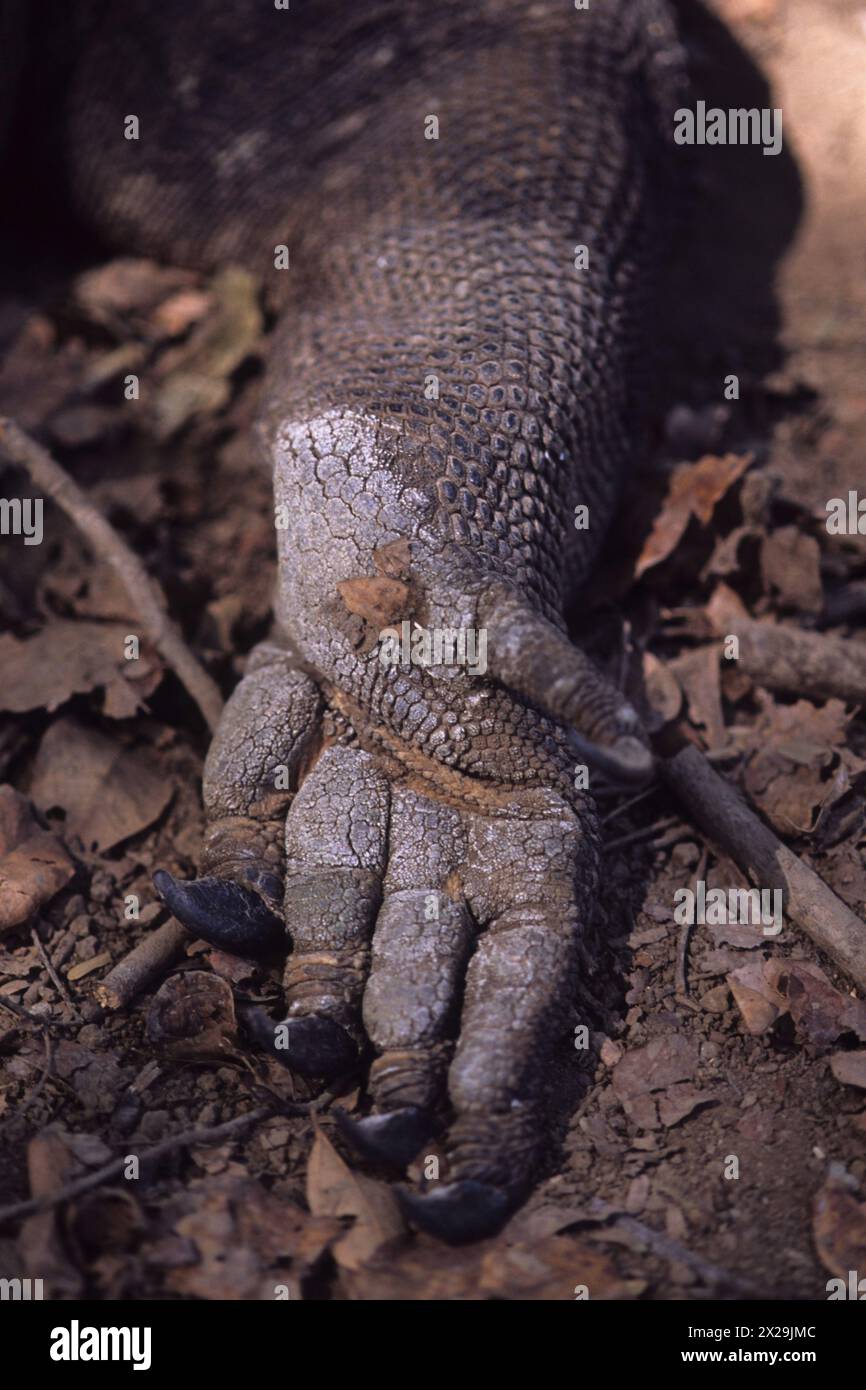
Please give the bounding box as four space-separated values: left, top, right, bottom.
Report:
601 783 660 826
603 815 681 854
0 416 224 733
31 924 79 1014
21 1031 55 1117
733 615 866 705
584 1198 761 1297
0 995 39 1023
0 996 75 1031
0 1106 273 1227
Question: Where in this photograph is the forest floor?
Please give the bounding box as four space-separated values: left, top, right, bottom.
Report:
0 0 865 1300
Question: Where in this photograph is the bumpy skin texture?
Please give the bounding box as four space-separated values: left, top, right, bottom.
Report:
63 0 686 1238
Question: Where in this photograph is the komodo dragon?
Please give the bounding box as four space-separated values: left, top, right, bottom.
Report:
4 0 686 1242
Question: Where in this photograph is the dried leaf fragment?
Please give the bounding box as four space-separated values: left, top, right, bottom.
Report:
337 576 413 629
0 785 75 933
31 718 172 852
830 1051 866 1090
636 453 753 578
306 1128 404 1271
813 1172 866 1282
0 621 161 718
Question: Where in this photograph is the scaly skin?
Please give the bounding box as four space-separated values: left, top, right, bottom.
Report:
62 0 686 1240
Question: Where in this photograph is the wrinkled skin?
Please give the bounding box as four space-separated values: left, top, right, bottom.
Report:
58 0 685 1240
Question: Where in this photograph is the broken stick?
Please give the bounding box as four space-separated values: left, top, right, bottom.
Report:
663 743 866 992
95 918 190 1011
0 416 224 732
584 1198 761 1297
733 617 866 705
0 1107 273 1227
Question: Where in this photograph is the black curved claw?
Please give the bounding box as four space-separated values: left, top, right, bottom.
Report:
335 1106 434 1168
397 1180 512 1245
153 870 285 959
566 729 655 786
241 1005 358 1080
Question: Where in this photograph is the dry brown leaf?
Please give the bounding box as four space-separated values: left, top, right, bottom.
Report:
0 785 75 933
0 315 84 430
150 288 212 339
612 1035 699 1099
306 1128 405 1271
727 960 785 1035
167 1174 339 1300
743 695 852 838
206 947 257 985
152 266 263 438
74 258 198 331
812 1173 866 1283
339 1238 485 1300
761 527 823 613
31 717 172 853
337 576 413 628
830 1051 866 1090
48 404 121 449
701 524 762 584
635 453 752 578
340 1227 642 1301
728 958 866 1042
478 1235 642 1300
706 581 751 634
51 1042 127 1111
779 962 866 1045
66 952 111 981
0 621 162 718
669 644 726 748
642 651 682 731
18 1128 85 1299
657 1083 718 1128
612 1036 701 1128
372 537 413 578
708 921 765 949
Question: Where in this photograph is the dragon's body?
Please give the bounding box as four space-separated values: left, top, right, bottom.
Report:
9 0 686 1239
